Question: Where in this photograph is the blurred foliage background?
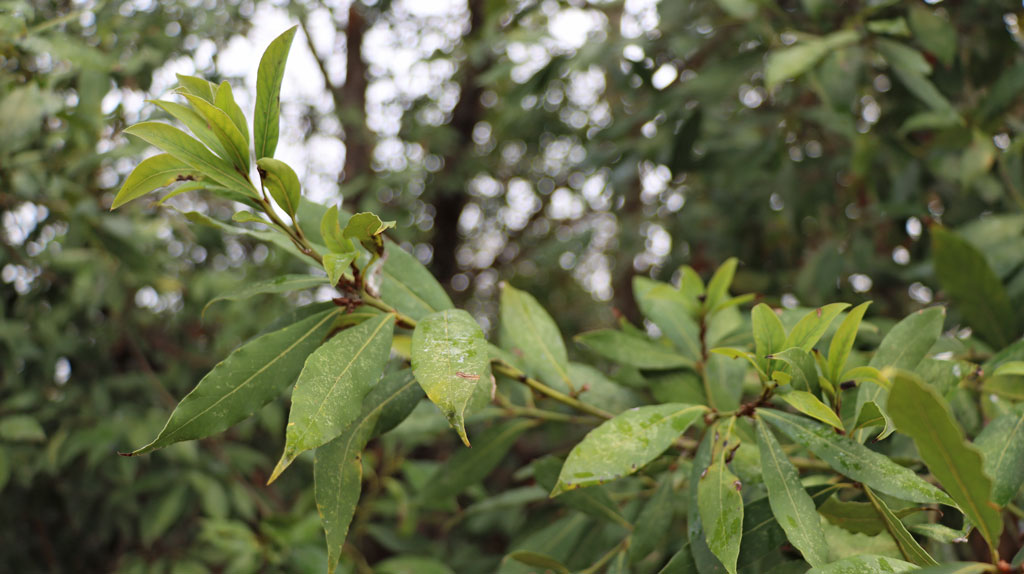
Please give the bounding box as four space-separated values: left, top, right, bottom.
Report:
3 0 1024 571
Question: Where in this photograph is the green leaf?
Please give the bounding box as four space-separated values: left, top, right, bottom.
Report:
175 73 216 102
698 459 744 574
0 414 45 442
974 403 1024 506
214 81 249 144
140 484 188 547
752 303 786 375
380 241 455 321
886 370 1003 552
411 309 490 446
533 456 629 527
782 303 850 352
180 93 250 172
147 100 231 166
417 419 536 503
776 389 843 430
123 122 255 197
628 476 675 563
201 274 328 318
914 564 995 574
754 417 829 567
877 39 954 112
854 306 945 443
933 225 1017 348
863 485 937 566
678 265 706 315
257 158 301 217
704 257 738 313
633 277 702 360
759 408 954 505
576 329 695 370
344 212 396 254
976 63 1024 124
500 284 574 392
319 205 350 253
315 369 423 574
323 252 356 287
993 361 1024 377
498 514 591 574
553 403 706 495
764 31 859 89
714 0 757 19
270 313 395 482
852 400 896 440
502 551 569 574
254 26 297 159
907 4 956 68
376 557 455 574
826 301 870 383
818 496 892 535
127 309 339 455
771 347 820 395
711 347 765 379
806 554 916 574
111 153 200 209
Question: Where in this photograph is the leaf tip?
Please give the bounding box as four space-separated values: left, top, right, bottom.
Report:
267 454 293 484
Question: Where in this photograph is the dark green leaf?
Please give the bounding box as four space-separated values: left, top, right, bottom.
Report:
698 459 744 574
380 241 455 321
254 26 297 159
864 485 937 566
576 329 695 370
628 476 675 563
501 284 574 392
534 455 629 527
806 554 916 574
907 4 956 68
201 274 328 318
0 414 45 442
634 277 702 360
974 403 1024 506
502 551 569 574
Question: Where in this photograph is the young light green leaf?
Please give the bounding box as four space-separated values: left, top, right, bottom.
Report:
974 403 1024 506
852 400 896 440
553 403 706 495
633 277 702 360
826 301 871 383
214 81 248 144
502 551 570 574
417 419 536 503
315 369 423 574
994 361 1024 377
344 212 396 254
147 99 231 164
704 257 738 314
711 347 766 379
501 284 574 392
123 122 255 197
807 554 916 574
126 309 339 456
628 476 675 564
256 157 301 217
576 329 695 370
771 347 820 395
254 26 297 159
231 211 268 225
323 252 356 287
111 153 200 209
201 274 328 318
887 370 1003 552
319 205 351 253
782 303 850 352
270 313 395 482
678 265 706 315
854 305 945 443
863 485 938 566
380 241 455 321
376 557 454 574
933 225 1017 348
776 389 843 430
754 417 829 567
752 303 786 375
181 93 250 172
759 408 954 505
411 309 490 447
698 459 744 574
175 73 216 101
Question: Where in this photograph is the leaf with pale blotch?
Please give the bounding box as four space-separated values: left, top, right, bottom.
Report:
270 313 395 482
417 419 536 504
782 303 850 352
633 277 702 360
826 301 871 383
501 284 574 392
315 369 423 574
380 241 454 321
755 417 829 567
698 459 744 574
112 153 200 209
887 370 1003 552
776 389 843 430
257 158 301 217
123 122 255 197
127 308 339 456
254 26 296 159
576 329 695 370
553 403 706 495
863 486 937 566
854 305 945 443
975 403 1024 506
201 274 327 318
759 408 954 505
806 554 916 574
411 309 490 446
